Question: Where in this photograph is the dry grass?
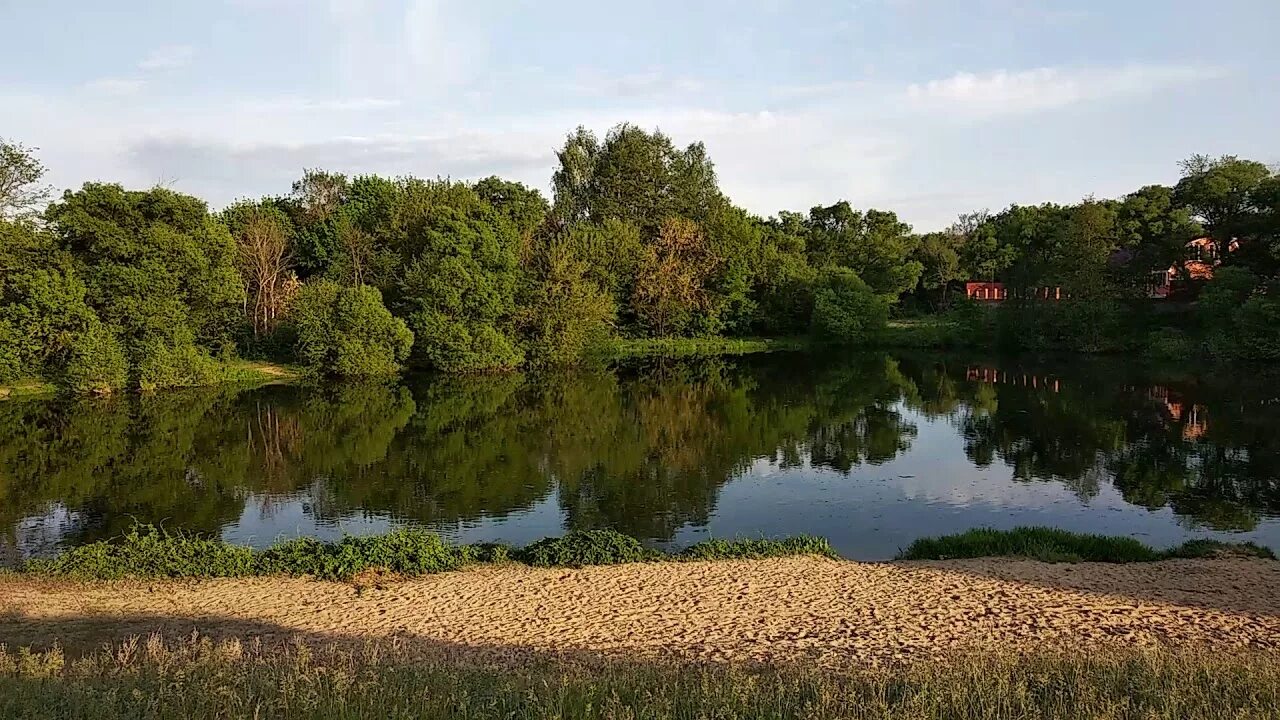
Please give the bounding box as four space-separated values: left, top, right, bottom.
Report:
2 635 1278 719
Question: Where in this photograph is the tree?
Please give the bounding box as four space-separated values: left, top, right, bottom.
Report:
223 202 296 338
520 232 615 367
45 183 244 389
0 139 52 220
912 231 962 307
631 217 720 336
393 181 524 372
1114 185 1201 291
953 210 1016 281
551 126 600 224
1175 154 1273 261
752 212 816 334
811 268 889 344
290 280 413 376
0 221 126 393
804 202 921 298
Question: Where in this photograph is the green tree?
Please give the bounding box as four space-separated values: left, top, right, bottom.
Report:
392 181 524 372
804 202 921 298
0 139 52 221
810 267 889 344
45 184 243 389
290 280 413 376
1114 185 1201 291
1175 155 1273 261
520 232 615 367
911 231 963 307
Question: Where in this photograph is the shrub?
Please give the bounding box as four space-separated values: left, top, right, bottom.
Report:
897 527 1276 563
135 340 227 392
679 536 836 561
898 527 1163 563
290 281 414 377
515 529 658 567
810 268 889 344
254 530 471 580
25 526 255 579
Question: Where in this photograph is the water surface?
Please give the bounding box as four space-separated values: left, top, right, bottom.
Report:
3 351 1279 562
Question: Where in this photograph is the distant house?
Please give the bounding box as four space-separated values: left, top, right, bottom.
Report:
963 282 1064 302
1143 237 1236 299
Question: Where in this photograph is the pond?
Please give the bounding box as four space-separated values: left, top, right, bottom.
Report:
3 351 1279 562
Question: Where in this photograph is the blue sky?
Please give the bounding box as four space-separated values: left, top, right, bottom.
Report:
2 0 1277 230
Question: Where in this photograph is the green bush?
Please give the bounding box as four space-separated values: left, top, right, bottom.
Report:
515 529 658 567
679 535 836 561
810 268 889 344
254 530 472 580
25 526 256 579
291 281 414 377
135 340 227 392
897 527 1274 563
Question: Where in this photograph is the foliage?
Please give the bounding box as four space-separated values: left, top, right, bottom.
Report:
392 180 524 372
631 217 720 336
4 641 1280 720
515 529 659 567
25 525 256 579
290 281 413 376
254 530 473 580
897 526 1274 563
0 138 52 220
1198 266 1280 361
679 535 835 560
810 268 889 344
519 232 615 367
21 526 845 579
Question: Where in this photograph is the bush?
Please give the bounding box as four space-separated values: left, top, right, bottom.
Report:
254 530 472 580
514 530 658 567
996 299 1137 353
291 281 414 377
25 526 256 579
679 536 836 561
135 340 226 392
810 268 889 344
897 526 1275 563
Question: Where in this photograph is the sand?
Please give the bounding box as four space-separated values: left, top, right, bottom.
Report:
2 556 1278 667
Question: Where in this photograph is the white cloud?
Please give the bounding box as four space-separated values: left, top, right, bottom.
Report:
905 64 1223 118
138 45 196 71
83 77 147 96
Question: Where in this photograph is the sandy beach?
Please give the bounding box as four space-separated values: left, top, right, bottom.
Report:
3 556 1278 667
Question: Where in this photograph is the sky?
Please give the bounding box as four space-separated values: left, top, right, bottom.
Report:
2 0 1278 231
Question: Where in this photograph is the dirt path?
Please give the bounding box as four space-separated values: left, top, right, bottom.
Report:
3 557 1279 667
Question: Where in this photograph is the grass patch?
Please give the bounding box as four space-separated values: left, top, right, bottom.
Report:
19 526 831 581
898 526 1276 563
679 535 836 561
601 336 807 359
2 638 1278 720
515 529 660 567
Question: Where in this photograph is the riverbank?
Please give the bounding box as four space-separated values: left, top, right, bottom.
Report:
4 555 1278 665
0 360 302 399
5 552 1279 718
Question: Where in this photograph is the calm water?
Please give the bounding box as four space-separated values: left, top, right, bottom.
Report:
3 351 1279 562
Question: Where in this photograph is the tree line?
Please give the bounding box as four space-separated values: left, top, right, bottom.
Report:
2 126 1279 393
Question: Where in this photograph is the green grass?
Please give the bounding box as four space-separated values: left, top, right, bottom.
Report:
679 535 836 561
19 526 1275 581
2 638 1278 719
898 527 1276 563
601 336 807 359
20 527 834 581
